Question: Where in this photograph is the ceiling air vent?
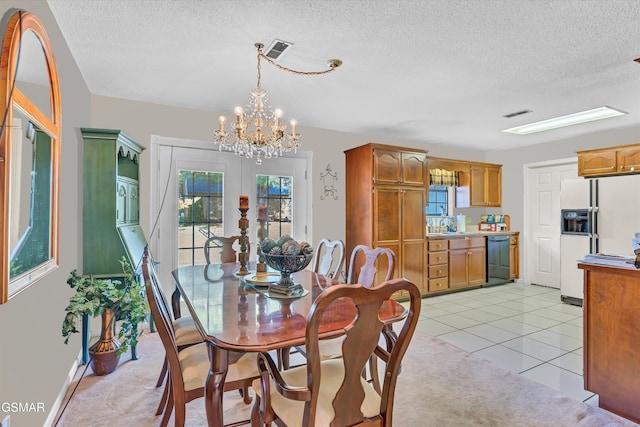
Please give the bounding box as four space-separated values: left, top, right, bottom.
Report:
503 109 532 119
265 39 292 60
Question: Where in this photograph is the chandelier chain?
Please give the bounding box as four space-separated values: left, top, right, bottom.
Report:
258 51 339 76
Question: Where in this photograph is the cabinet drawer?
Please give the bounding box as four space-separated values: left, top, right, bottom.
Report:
449 237 485 250
429 264 448 278
428 240 449 251
428 252 448 265
428 278 449 293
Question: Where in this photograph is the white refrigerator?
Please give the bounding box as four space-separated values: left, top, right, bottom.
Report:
559 175 640 303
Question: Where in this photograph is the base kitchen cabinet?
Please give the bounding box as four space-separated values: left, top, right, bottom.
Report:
448 237 486 289
578 263 640 423
427 240 449 293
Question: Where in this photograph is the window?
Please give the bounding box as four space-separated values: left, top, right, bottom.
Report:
426 185 449 216
256 174 293 241
177 170 224 267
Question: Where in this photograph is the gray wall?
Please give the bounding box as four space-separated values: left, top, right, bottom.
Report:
0 1 89 426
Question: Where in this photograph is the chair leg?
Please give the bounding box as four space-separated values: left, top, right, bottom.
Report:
251 395 263 427
156 377 170 415
156 356 168 387
240 386 252 404
159 381 173 427
279 347 291 370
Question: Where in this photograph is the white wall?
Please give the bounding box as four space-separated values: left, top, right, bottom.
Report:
0 2 90 426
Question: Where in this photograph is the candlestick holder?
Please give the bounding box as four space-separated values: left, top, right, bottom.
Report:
236 207 250 275
256 218 267 274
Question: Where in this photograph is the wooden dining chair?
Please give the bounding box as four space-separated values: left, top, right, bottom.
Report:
313 238 346 279
346 245 396 287
282 245 398 371
147 259 203 412
278 238 346 370
251 278 421 427
142 251 259 427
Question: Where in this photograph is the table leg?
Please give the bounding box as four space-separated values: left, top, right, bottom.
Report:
205 344 228 427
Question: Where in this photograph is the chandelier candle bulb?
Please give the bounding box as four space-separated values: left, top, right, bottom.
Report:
234 106 244 121
239 195 249 209
290 119 297 137
218 115 226 133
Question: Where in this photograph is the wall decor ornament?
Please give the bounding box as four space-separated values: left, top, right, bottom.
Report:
320 164 338 200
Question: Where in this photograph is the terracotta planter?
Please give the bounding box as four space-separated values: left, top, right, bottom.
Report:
89 308 121 375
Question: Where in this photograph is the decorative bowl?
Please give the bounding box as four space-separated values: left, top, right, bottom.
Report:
263 252 313 287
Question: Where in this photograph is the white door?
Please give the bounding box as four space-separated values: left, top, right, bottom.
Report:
525 159 577 288
150 137 310 296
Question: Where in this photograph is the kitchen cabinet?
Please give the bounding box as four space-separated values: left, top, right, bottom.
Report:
82 128 144 277
427 240 449 293
577 143 640 177
510 233 519 279
346 143 428 297
374 148 427 186
578 263 640 423
448 237 486 289
455 162 502 208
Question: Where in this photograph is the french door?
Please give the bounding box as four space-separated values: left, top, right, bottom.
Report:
150 137 309 292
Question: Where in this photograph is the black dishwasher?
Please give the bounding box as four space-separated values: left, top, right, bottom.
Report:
487 235 511 284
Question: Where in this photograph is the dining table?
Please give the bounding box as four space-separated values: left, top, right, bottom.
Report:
171 263 408 427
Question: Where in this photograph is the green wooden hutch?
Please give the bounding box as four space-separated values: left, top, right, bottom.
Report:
81 128 145 362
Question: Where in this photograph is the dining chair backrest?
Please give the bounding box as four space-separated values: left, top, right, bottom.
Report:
302 278 421 426
313 238 346 279
346 245 395 288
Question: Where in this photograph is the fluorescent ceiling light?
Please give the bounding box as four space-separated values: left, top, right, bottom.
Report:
502 106 627 135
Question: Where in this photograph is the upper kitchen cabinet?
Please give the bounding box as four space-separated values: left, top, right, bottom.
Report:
456 162 502 208
577 143 640 177
374 146 427 186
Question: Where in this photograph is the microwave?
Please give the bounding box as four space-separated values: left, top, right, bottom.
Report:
561 209 590 235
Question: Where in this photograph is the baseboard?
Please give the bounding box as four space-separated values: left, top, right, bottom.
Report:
43 351 82 427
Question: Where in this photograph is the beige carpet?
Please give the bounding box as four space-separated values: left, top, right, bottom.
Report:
53 331 638 427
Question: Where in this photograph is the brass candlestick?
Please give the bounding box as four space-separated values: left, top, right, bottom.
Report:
237 207 250 275
256 218 267 274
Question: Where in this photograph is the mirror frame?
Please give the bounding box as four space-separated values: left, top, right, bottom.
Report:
0 10 61 303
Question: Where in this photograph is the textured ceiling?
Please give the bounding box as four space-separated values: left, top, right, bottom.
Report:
46 0 640 151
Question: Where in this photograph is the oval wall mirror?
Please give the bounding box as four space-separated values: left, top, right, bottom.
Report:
0 10 61 303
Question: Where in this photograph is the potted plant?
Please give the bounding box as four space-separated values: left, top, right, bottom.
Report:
62 257 148 375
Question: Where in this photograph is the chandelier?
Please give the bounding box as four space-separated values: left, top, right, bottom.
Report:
214 42 342 164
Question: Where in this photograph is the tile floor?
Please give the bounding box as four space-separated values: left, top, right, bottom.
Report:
412 282 598 405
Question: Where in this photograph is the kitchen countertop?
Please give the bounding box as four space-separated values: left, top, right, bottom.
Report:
426 230 519 238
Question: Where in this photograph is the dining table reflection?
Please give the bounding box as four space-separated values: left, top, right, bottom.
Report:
171 264 407 427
